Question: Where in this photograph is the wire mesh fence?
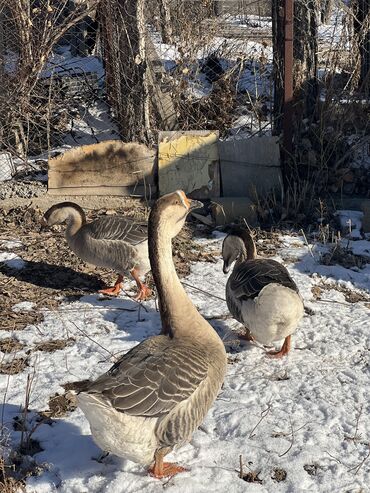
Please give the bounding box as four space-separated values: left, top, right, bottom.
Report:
286 0 370 198
0 0 369 195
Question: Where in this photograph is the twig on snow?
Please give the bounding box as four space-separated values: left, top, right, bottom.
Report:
249 399 273 439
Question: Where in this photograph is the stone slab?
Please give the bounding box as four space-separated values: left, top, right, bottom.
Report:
219 136 282 198
211 197 258 226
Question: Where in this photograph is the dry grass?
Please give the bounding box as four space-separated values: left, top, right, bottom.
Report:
33 338 75 353
0 358 28 375
1 311 44 333
321 244 369 270
312 280 370 303
0 458 25 493
0 339 24 354
271 468 287 482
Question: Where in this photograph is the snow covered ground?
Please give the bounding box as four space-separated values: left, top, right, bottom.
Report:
1 229 369 492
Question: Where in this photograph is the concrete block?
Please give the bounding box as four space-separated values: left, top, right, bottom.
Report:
333 197 370 233
219 136 282 199
158 131 220 199
211 197 258 226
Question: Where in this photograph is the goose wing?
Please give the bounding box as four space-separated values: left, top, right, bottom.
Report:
80 336 208 417
86 216 147 245
230 259 298 300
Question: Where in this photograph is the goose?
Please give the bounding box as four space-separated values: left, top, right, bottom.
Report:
76 191 227 478
222 227 304 358
43 202 151 299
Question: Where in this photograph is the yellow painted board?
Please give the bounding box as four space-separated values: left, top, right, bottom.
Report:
158 131 220 198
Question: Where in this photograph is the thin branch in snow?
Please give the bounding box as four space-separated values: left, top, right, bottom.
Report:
248 399 273 439
344 404 363 444
326 451 343 464
181 281 227 302
278 417 295 457
348 444 370 475
68 320 116 361
300 229 315 259
239 454 244 478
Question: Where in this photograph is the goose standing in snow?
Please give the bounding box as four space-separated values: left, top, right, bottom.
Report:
76 191 227 478
43 202 151 299
222 228 304 358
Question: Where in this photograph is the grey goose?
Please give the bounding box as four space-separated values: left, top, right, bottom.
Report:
76 191 227 478
43 202 151 299
222 227 304 357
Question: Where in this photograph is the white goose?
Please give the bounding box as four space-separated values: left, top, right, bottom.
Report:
77 191 227 478
222 228 303 358
43 202 151 299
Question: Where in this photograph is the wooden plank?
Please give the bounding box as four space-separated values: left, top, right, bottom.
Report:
48 185 156 197
48 140 155 197
158 130 220 199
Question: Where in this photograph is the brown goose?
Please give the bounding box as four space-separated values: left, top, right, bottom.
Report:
222 228 304 358
76 191 227 478
43 202 151 299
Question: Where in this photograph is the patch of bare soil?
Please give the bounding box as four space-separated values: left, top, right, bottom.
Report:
38 380 91 419
0 357 28 375
240 470 263 483
253 229 284 257
0 442 45 493
303 464 323 476
312 280 370 303
172 223 217 277
0 458 26 493
0 338 24 353
271 468 287 482
321 244 369 270
33 338 75 353
1 310 44 332
40 391 78 418
0 205 210 309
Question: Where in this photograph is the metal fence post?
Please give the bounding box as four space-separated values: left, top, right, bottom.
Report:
283 0 294 163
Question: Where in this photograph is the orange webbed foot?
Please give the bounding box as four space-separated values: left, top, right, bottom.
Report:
133 285 152 301
98 285 122 296
266 335 291 358
148 462 188 479
98 275 123 296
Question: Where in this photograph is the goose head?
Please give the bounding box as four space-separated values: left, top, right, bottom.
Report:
222 234 246 273
42 202 86 228
150 190 202 238
222 228 257 273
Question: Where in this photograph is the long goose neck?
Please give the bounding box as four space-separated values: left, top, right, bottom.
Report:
65 206 86 237
149 220 205 339
239 230 257 260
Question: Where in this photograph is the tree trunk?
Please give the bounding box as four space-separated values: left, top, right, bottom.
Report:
321 0 333 24
272 0 285 136
98 0 147 143
293 0 318 133
353 0 370 91
158 0 173 44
